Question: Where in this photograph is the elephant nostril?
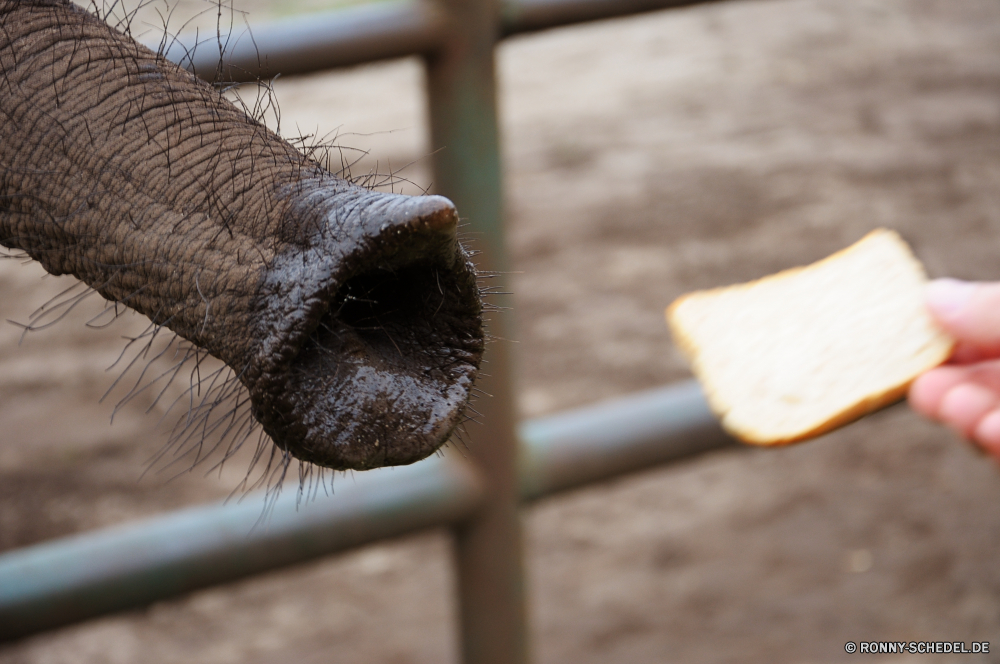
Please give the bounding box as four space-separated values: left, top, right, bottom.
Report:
330 266 435 358
275 259 484 470
314 261 473 379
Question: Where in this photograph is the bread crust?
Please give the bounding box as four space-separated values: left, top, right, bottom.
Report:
666 229 955 446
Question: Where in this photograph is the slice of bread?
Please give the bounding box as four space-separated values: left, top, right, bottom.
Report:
666 229 954 445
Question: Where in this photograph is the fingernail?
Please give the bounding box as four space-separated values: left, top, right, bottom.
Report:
925 279 976 321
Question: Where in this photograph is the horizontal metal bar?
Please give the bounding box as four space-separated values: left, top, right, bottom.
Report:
502 0 722 36
0 381 732 641
0 455 484 642
155 0 448 82
519 380 735 500
153 0 721 81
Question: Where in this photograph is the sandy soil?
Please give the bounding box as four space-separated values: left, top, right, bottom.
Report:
3 0 1000 662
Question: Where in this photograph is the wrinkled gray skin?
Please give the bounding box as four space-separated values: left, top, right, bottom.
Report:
0 0 485 470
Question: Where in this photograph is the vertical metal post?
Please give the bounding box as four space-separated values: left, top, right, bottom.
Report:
424 0 529 662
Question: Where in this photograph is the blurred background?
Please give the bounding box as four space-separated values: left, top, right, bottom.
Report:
2 0 1000 661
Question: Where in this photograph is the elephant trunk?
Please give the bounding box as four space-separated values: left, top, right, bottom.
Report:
0 0 485 470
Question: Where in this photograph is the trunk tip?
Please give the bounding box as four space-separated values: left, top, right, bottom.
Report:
384 194 458 234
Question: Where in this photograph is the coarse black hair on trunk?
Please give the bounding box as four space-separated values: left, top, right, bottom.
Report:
0 0 495 500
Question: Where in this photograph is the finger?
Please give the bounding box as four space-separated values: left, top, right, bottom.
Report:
949 341 994 365
974 410 1000 457
925 279 1000 356
938 383 999 438
909 365 968 418
959 358 1000 393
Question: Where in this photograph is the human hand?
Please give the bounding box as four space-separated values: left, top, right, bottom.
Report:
909 279 1000 457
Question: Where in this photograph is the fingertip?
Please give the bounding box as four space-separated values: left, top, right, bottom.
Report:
909 367 966 418
939 383 999 438
925 278 975 325
926 279 1000 354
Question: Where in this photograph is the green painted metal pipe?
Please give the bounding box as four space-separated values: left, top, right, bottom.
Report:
519 380 736 501
501 0 724 36
422 0 530 656
0 455 484 642
157 0 448 81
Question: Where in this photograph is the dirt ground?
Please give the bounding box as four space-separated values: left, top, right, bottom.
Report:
3 0 1000 662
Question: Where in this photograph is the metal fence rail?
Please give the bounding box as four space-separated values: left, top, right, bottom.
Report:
4 1 728 661
0 381 732 641
0 455 486 640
